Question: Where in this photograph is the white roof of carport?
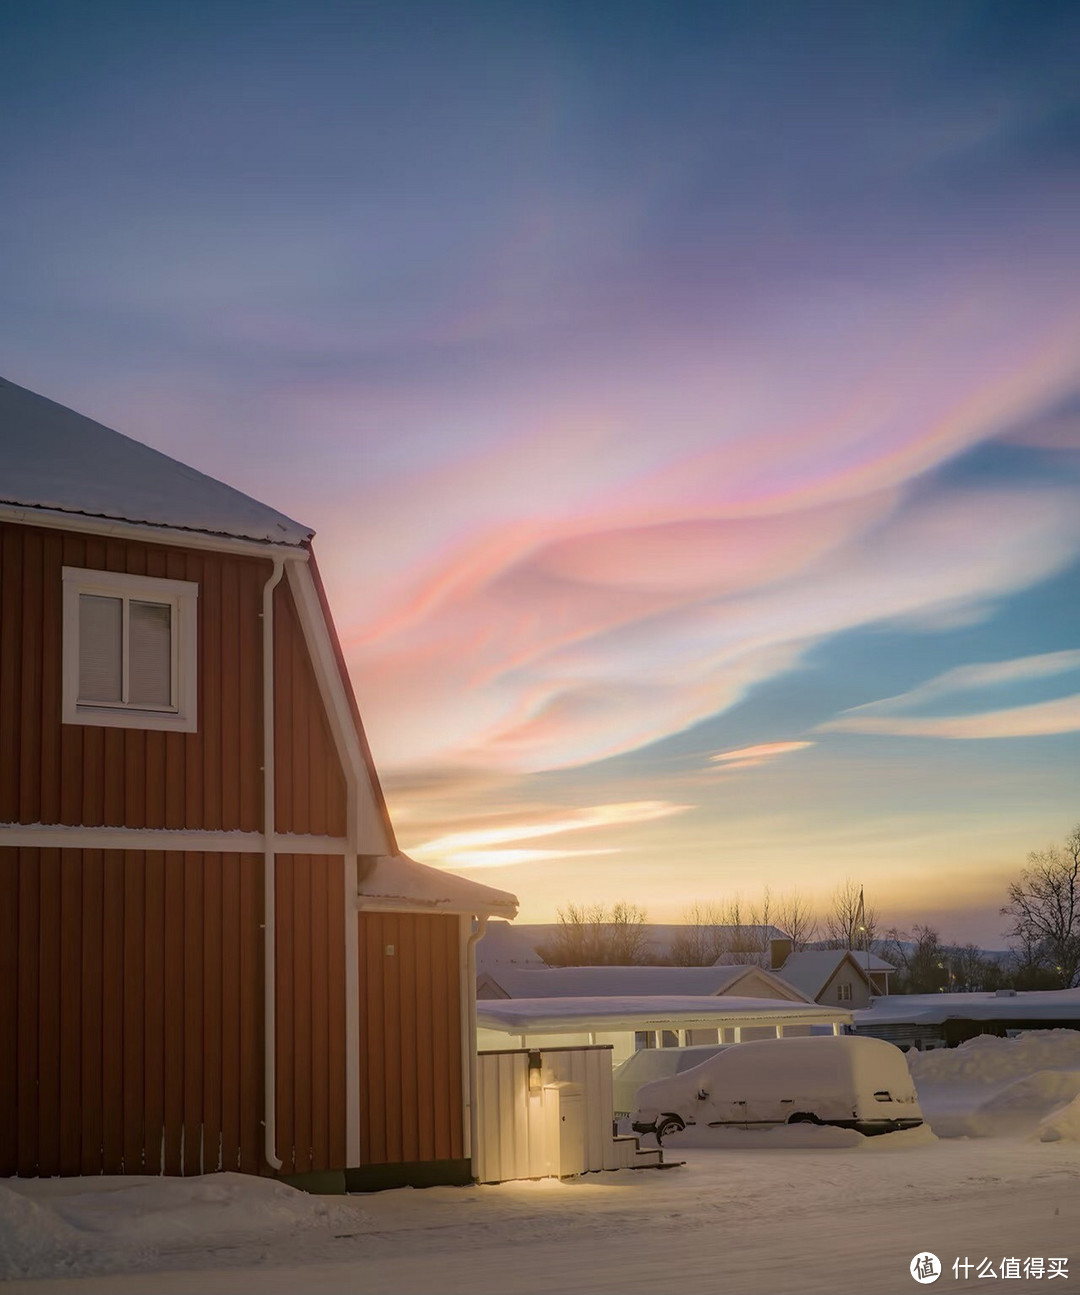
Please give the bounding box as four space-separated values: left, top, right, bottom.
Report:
477 994 852 1035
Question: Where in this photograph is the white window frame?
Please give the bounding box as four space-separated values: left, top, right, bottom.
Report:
61 566 199 732
837 982 853 1002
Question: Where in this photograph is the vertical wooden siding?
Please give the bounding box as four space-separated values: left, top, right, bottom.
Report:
0 847 347 1178
0 520 345 837
273 854 348 1175
356 912 464 1166
272 580 347 837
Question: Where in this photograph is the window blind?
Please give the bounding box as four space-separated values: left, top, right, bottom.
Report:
128 600 172 707
78 594 123 702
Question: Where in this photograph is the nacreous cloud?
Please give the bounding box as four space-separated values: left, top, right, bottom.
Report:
409 800 691 870
820 651 1080 740
710 741 816 771
820 695 1080 740
338 255 1080 776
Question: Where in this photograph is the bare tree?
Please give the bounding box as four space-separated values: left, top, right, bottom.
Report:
669 901 725 966
773 891 819 952
607 900 651 965
951 942 1002 992
824 879 878 951
537 901 650 966
1001 825 1080 989
879 925 950 994
714 892 772 967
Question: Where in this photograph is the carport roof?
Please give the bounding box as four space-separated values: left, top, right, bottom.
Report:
477 994 852 1034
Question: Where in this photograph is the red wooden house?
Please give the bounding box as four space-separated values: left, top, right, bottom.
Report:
0 375 517 1190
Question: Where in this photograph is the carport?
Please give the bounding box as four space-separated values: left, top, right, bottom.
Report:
478 995 853 1065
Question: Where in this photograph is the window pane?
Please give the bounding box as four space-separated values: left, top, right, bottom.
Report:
129 600 172 707
79 595 123 702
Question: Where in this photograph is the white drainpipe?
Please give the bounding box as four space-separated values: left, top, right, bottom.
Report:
465 913 489 1177
262 557 285 1171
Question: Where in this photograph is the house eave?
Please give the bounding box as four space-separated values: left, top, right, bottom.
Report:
0 501 311 559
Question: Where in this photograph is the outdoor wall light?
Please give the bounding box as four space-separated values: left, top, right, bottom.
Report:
528 1049 543 1094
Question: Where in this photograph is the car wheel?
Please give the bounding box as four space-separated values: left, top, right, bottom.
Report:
655 1114 685 1143
787 1112 822 1125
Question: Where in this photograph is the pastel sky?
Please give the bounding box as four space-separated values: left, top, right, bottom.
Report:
2 1 1079 944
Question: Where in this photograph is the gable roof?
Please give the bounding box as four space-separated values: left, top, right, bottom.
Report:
477 963 810 1002
779 949 894 1000
0 377 518 919
0 376 311 546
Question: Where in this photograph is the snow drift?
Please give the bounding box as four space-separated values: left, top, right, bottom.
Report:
908 1029 1080 1138
0 1173 368 1282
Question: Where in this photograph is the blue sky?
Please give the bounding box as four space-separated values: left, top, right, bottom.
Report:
2 1 1079 943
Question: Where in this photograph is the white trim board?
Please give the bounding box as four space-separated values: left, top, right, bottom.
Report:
0 823 349 855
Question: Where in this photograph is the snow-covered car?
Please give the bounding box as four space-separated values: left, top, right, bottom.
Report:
632 1034 923 1140
611 1044 730 1116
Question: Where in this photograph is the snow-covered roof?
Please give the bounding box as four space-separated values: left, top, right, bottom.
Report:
855 988 1080 1027
477 995 852 1035
779 949 894 999
502 922 789 963
478 964 808 1001
0 376 312 546
359 853 518 919
475 919 547 970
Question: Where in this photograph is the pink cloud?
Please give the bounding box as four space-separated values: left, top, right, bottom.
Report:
307 252 1080 776
408 799 691 870
823 695 1080 740
710 741 815 770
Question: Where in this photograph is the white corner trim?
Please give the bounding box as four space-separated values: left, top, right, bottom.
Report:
285 563 390 857
458 914 473 1161
345 858 361 1166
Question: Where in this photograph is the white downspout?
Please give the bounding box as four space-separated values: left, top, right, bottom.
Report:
465 913 489 1179
262 557 285 1171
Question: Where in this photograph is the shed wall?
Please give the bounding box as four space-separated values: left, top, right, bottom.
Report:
356 911 464 1166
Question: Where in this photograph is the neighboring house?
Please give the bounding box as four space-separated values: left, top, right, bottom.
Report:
0 376 517 1189
776 949 895 1010
855 988 1080 1050
481 921 790 965
475 918 547 973
476 963 809 1003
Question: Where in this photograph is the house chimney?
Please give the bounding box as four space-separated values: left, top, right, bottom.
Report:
770 936 792 970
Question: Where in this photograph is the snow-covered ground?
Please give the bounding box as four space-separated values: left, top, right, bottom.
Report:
5 1031 1080 1294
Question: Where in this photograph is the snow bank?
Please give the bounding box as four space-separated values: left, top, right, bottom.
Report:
962 1070 1080 1137
908 1029 1080 1088
0 1181 104 1282
1 1174 368 1282
908 1031 1080 1138
1036 1093 1080 1143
